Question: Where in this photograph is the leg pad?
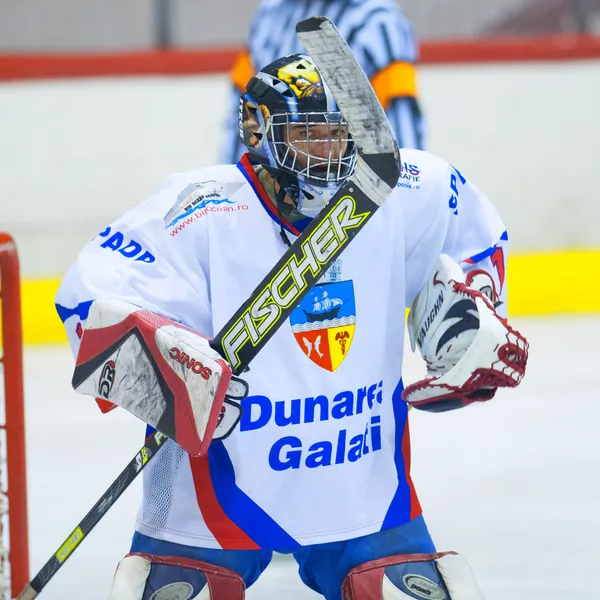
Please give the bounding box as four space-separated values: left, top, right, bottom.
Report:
342 551 485 600
109 552 245 600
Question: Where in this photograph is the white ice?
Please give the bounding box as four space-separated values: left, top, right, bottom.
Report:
20 316 600 599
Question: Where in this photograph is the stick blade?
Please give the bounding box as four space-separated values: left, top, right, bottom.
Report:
296 16 400 190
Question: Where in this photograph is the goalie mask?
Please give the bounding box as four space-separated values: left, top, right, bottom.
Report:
239 53 357 218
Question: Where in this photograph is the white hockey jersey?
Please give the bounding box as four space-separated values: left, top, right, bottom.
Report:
56 149 508 550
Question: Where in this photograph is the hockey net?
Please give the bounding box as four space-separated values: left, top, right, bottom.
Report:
0 233 29 599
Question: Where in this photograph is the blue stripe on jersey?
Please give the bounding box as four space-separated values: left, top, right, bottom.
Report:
381 377 412 529
208 441 301 549
55 299 94 323
466 230 509 264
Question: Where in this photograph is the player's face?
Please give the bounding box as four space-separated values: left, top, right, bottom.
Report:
285 122 349 174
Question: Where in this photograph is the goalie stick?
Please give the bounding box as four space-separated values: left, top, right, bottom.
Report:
16 16 400 600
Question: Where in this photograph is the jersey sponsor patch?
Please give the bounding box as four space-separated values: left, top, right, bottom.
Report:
164 180 244 229
396 161 421 190
448 165 466 215
96 227 156 263
290 280 356 371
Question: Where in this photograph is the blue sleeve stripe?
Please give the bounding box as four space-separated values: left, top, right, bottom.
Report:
466 231 508 264
55 300 94 323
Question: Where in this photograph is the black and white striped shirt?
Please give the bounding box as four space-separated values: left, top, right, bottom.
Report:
221 0 426 163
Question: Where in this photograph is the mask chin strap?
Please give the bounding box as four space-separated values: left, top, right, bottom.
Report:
276 184 292 248
266 168 298 248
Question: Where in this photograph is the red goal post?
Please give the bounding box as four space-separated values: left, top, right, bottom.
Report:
0 232 29 599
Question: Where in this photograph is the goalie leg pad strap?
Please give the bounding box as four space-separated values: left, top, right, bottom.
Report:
109 553 245 600
342 551 485 600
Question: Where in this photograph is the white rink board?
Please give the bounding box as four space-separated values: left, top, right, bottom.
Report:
1 60 600 278
22 316 600 599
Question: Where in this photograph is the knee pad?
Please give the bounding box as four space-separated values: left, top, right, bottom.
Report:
109 553 245 600
342 551 485 600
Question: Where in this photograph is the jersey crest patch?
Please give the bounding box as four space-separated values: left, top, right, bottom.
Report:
290 279 356 372
164 180 243 229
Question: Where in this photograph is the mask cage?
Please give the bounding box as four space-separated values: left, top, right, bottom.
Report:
267 112 356 184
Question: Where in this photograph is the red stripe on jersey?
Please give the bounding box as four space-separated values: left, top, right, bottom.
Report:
491 246 506 292
189 454 260 550
402 418 423 520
